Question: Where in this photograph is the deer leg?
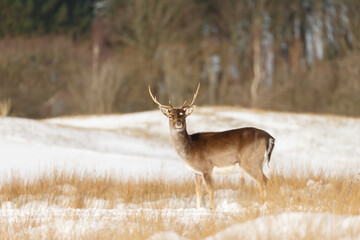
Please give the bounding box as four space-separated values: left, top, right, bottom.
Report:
203 172 215 210
243 165 267 201
239 171 245 186
195 174 203 209
256 173 268 200
255 180 265 200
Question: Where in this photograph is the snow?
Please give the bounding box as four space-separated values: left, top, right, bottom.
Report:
43 107 360 178
147 231 190 240
0 107 360 238
206 212 360 240
0 114 183 180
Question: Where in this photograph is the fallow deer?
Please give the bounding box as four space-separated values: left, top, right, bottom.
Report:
149 83 275 210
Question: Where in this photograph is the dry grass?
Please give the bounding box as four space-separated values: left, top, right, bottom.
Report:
0 171 360 239
0 171 195 208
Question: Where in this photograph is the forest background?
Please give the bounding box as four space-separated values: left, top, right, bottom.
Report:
0 0 359 118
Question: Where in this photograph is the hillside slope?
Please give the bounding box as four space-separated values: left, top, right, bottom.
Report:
1 107 359 180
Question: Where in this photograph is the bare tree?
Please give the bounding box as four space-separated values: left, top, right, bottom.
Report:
159 44 190 105
111 0 202 59
251 0 265 106
87 58 124 114
0 98 11 117
108 0 204 108
201 36 222 105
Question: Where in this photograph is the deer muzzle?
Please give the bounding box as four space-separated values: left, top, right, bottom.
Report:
175 121 184 131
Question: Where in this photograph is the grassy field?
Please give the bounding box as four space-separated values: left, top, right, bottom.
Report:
1 170 360 239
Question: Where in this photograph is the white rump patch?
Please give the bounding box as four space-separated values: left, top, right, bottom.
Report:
185 163 202 174
185 163 244 175
213 163 244 174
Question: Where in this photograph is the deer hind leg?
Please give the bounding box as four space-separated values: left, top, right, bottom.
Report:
256 173 268 200
195 174 203 209
243 165 268 200
239 170 245 186
202 172 215 210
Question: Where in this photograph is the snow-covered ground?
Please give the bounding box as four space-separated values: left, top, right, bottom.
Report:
2 107 359 179
0 107 360 239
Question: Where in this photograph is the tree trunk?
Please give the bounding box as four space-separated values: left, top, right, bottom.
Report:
250 0 264 106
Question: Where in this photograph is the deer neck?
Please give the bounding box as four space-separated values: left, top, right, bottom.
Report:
169 126 191 160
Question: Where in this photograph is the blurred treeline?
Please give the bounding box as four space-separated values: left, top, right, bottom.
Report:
0 0 359 118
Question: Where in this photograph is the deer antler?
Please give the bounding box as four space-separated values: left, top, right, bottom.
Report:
149 83 200 109
182 83 200 108
148 86 172 109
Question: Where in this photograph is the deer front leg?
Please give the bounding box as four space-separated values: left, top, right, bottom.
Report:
203 172 215 210
195 174 203 209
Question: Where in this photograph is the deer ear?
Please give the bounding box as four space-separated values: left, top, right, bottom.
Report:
160 106 171 117
184 106 195 116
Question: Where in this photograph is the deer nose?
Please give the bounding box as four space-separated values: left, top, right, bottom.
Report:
175 122 183 128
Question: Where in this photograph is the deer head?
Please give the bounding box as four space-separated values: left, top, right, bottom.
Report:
148 83 200 132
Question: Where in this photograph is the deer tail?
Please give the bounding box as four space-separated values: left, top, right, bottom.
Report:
265 137 275 171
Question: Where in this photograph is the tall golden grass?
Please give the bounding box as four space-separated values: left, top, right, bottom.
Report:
0 170 359 239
